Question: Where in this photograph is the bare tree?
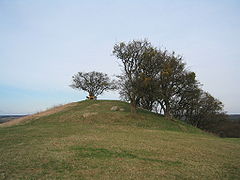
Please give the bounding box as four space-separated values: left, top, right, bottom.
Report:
70 71 116 99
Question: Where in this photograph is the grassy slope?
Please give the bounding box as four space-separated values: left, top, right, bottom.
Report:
0 100 239 179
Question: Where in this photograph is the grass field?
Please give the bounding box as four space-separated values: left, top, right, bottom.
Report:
0 100 239 179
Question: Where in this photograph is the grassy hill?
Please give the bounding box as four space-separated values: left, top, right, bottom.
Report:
0 100 239 179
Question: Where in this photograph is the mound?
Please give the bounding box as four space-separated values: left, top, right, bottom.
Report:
0 100 201 134
0 100 239 179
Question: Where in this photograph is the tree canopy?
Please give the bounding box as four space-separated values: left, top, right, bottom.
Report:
113 40 156 113
70 71 116 99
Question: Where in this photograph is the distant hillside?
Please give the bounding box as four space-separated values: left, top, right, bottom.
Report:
228 114 240 121
0 100 239 179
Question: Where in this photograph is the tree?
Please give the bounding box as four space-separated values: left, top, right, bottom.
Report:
172 86 226 129
136 48 165 111
170 70 200 117
70 71 116 99
113 40 153 113
190 91 225 129
153 51 188 117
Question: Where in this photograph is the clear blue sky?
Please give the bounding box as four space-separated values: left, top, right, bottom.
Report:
0 0 239 114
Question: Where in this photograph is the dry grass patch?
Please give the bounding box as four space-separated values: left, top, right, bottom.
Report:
83 112 98 118
0 102 77 127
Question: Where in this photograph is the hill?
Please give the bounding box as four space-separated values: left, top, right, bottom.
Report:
0 100 239 179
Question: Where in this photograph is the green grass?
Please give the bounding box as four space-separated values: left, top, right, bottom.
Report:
0 100 239 179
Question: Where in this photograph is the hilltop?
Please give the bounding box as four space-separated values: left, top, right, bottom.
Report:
0 100 239 179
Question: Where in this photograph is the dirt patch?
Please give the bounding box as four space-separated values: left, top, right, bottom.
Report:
0 102 78 127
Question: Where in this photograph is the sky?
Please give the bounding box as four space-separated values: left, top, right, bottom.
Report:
0 0 239 114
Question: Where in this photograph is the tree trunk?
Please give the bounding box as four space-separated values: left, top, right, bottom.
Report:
88 93 95 100
164 101 171 118
130 99 137 114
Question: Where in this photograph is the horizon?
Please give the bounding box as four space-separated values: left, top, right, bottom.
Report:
0 99 240 116
1 0 240 114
